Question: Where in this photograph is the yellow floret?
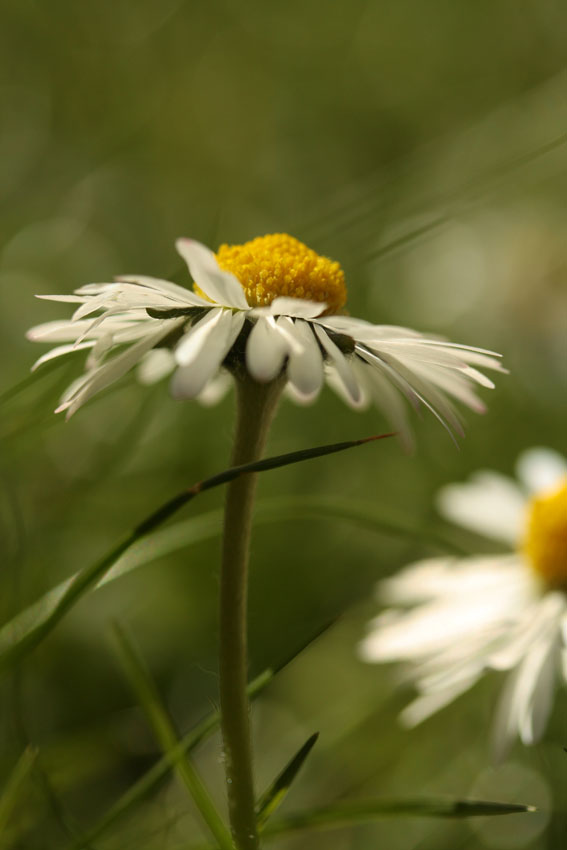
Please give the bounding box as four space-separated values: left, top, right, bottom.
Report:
213 233 347 314
524 480 567 589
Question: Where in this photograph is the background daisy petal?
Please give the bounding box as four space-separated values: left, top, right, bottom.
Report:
436 472 526 545
516 447 567 495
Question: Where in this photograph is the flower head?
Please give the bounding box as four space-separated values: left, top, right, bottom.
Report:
27 234 503 437
359 447 567 757
215 233 347 312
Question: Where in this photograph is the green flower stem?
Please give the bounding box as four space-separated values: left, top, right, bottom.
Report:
220 374 284 850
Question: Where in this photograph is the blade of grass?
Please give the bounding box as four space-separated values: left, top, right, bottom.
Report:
67 618 338 850
135 433 393 536
358 132 567 263
110 623 233 850
256 734 319 829
67 670 272 850
31 756 96 850
302 128 567 244
186 798 534 848
0 358 69 406
0 746 38 841
0 433 393 675
261 798 535 838
0 489 461 677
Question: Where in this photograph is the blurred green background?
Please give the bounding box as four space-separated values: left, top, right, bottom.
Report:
1 0 566 847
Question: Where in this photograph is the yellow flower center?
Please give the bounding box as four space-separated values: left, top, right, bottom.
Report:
214 233 347 313
524 480 567 588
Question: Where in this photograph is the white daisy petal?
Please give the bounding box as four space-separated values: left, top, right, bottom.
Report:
137 348 176 385
196 370 233 407
56 319 183 417
355 345 420 411
561 613 567 646
27 319 106 343
375 352 466 436
246 315 289 382
274 316 305 354
266 297 326 319
357 346 461 441
175 309 225 367
487 590 555 671
72 293 120 321
436 472 526 545
516 447 567 495
175 238 249 310
520 637 559 745
31 341 95 370
281 318 324 401
461 366 495 389
313 324 361 405
561 647 567 681
317 316 420 340
116 275 209 306
171 311 244 399
362 577 523 662
410 365 487 414
400 677 479 728
378 555 525 605
355 360 412 443
86 333 115 369
491 608 561 762
325 364 370 410
284 382 320 407
36 294 88 304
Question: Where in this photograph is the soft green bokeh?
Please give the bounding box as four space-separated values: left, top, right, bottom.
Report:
1 1 566 847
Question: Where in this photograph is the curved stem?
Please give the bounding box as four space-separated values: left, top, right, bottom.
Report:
219 374 283 850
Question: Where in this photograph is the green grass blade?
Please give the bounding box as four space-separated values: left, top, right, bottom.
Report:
67 669 273 850
256 733 319 829
0 746 38 839
110 623 233 850
0 358 69 406
0 493 458 666
134 433 392 536
187 797 535 847
0 536 134 674
261 798 535 838
0 434 392 675
0 511 224 666
69 616 340 850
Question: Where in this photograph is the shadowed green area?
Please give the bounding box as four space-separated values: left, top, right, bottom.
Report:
1 0 566 848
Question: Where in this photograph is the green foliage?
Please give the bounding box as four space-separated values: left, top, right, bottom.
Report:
0 748 38 840
110 623 233 850
0 435 391 674
256 733 319 829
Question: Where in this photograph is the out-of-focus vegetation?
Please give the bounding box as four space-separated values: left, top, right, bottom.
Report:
1 1 566 847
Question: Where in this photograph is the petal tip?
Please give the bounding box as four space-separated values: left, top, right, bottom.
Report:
175 237 193 252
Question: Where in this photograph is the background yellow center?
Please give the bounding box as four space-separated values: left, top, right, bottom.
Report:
215 233 347 313
524 480 567 588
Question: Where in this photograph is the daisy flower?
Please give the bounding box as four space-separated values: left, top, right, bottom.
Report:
27 234 503 436
359 447 567 758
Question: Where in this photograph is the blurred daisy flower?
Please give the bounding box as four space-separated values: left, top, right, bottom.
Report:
359 447 567 758
27 234 503 437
